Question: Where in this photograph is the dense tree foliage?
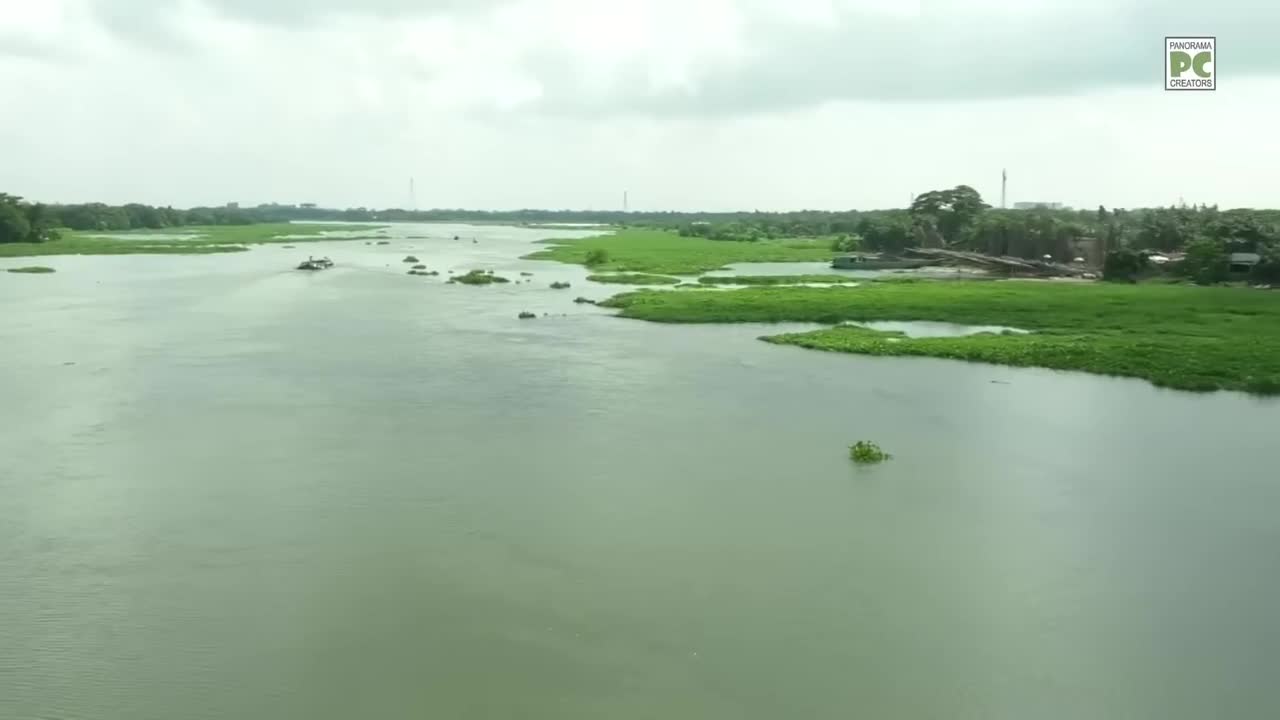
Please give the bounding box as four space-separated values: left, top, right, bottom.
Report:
49 202 258 231
1180 237 1230 285
1102 248 1148 282
909 185 989 244
0 194 59 244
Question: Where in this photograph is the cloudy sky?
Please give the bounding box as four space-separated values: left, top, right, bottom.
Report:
1 0 1276 211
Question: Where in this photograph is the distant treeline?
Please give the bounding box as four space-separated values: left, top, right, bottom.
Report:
1 194 266 243
3 189 1279 284
673 185 1280 256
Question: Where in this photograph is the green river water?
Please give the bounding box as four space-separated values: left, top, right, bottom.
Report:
2 223 1279 719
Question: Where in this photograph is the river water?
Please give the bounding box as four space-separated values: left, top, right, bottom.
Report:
3 223 1279 719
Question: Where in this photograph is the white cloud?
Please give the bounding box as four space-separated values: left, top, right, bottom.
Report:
1 0 1276 210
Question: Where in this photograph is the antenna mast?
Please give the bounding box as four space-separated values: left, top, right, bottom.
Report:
1001 168 1007 209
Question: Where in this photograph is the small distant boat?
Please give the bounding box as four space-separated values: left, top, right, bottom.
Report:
831 254 931 270
296 256 334 271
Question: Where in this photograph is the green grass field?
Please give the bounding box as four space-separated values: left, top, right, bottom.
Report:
600 280 1280 394
524 228 833 274
0 223 386 258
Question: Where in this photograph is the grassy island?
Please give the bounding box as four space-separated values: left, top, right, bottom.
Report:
524 229 832 275
600 281 1280 394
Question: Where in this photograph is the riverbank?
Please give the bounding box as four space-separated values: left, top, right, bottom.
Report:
523 228 833 274
587 272 681 285
600 281 1280 394
0 223 386 257
697 274 864 286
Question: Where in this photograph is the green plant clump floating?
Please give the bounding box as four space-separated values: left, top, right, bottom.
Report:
849 441 892 464
450 269 512 285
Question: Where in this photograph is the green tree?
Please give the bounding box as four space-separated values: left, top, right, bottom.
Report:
1102 249 1147 282
1180 236 1229 285
1207 210 1278 251
1135 208 1193 251
909 185 989 244
0 199 32 243
24 203 58 242
857 214 914 253
830 233 863 252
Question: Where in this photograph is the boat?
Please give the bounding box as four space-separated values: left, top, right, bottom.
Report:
296 256 334 271
831 254 932 270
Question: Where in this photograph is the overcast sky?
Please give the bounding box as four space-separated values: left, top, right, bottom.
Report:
2 0 1276 211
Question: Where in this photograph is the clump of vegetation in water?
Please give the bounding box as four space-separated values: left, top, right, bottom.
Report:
376 241 391 246
849 441 892 464
403 256 419 263
412 264 426 270
550 281 571 289
588 273 681 285
574 297 597 305
6 266 56 273
599 280 1280 395
518 311 537 319
520 272 534 277
449 269 512 285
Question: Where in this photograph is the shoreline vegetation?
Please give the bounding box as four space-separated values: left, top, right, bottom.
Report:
0 223 386 258
600 282 1280 395
6 266 56 274
587 273 682 285
697 274 864 286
